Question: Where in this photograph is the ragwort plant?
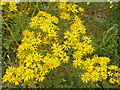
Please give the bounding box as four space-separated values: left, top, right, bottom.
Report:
2 2 36 65
2 2 120 88
3 2 93 87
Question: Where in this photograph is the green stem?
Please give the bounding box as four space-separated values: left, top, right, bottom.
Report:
31 2 38 18
4 22 19 46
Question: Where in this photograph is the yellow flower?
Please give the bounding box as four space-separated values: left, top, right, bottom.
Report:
81 72 90 83
68 33 78 42
87 2 90 5
31 63 42 73
42 56 51 64
78 7 84 12
0 2 7 5
6 67 15 75
82 36 92 44
13 76 21 85
108 71 114 76
73 50 83 59
49 16 59 24
110 1 112 4
58 2 67 9
109 78 116 84
59 52 69 62
22 69 35 82
62 40 71 50
37 11 51 18
9 2 17 11
33 52 43 62
24 55 33 66
91 56 99 63
100 72 108 80
99 61 108 67
60 12 70 20
64 30 71 39
53 46 63 56
52 43 60 49
36 74 45 82
73 59 82 67
82 58 94 71
108 65 118 71
47 57 61 70
40 66 49 75
114 73 119 78
74 15 82 22
73 42 83 50
110 4 113 8
71 5 78 13
90 71 99 82
43 35 51 44
2 74 14 83
84 44 94 54
117 77 120 85
48 30 58 37
22 30 35 37
95 67 107 73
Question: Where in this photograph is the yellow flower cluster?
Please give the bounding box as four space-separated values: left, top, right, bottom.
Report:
2 2 92 86
59 2 84 20
60 12 70 20
1 2 17 11
108 0 113 8
87 2 90 5
0 2 7 5
9 2 17 11
59 2 84 13
2 29 62 86
29 11 59 30
73 56 120 85
2 2 118 87
64 16 94 59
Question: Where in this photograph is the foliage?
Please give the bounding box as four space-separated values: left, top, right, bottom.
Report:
1 2 119 88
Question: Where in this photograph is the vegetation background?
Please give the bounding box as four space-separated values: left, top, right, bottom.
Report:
2 2 120 88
